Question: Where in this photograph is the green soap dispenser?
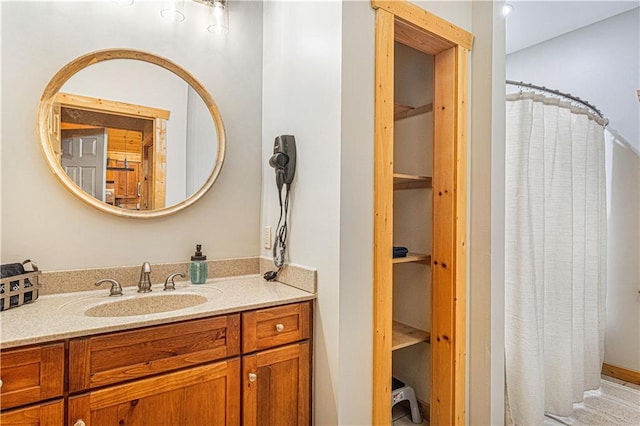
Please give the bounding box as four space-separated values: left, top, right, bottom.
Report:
190 244 208 284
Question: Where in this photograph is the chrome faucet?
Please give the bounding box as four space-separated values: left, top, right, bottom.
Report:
95 278 123 297
138 261 152 293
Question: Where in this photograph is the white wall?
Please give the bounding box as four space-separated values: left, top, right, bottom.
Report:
506 7 640 151
338 1 375 424
61 60 191 205
470 2 506 424
605 130 640 372
1 1 263 270
261 2 342 424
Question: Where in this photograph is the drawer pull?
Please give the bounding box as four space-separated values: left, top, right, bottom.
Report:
74 420 86 426
248 373 257 382
275 323 285 333
0 378 3 388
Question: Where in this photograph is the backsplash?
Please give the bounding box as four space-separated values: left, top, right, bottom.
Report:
259 257 317 294
40 257 316 295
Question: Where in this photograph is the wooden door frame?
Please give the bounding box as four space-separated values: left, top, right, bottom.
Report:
372 1 472 425
54 92 169 210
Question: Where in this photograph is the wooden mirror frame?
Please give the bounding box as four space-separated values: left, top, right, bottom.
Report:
38 48 226 219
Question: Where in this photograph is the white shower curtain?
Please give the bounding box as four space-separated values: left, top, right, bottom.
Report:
505 93 607 425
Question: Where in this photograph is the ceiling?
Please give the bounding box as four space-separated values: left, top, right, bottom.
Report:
505 0 639 54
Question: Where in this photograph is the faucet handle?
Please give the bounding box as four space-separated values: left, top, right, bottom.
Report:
96 279 123 297
164 273 185 291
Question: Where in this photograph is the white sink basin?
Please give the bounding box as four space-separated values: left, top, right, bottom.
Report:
84 294 208 317
57 284 223 318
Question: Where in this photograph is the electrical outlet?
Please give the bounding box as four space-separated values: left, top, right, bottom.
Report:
264 226 272 249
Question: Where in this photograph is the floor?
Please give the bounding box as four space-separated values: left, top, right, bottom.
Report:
391 375 639 426
392 402 428 426
543 374 640 425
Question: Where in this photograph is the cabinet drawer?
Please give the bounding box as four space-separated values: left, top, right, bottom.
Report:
0 399 64 426
242 302 311 353
0 343 64 410
69 314 240 392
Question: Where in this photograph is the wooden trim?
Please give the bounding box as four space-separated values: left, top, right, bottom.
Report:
371 0 473 50
395 19 454 56
602 363 640 385
153 118 167 209
431 46 457 426
453 45 469 426
55 92 171 120
373 2 471 425
373 8 395 425
430 45 468 426
37 48 226 219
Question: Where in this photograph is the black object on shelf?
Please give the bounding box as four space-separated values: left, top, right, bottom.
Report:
393 246 409 258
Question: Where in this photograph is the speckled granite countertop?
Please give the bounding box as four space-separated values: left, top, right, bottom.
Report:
0 275 315 350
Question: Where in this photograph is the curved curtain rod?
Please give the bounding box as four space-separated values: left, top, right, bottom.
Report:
506 80 608 124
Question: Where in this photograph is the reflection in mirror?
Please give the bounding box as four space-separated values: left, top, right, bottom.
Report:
55 60 217 211
38 49 225 219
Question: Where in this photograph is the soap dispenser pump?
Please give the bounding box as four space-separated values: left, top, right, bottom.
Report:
190 244 208 284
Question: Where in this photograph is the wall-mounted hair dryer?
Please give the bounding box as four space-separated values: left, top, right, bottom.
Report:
268 135 296 192
264 135 297 282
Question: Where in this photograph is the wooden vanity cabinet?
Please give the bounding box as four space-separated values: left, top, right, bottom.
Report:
241 302 312 426
0 300 313 426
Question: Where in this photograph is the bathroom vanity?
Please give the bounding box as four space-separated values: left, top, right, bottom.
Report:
0 276 314 425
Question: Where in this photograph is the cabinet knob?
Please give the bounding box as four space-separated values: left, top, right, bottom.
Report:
275 323 285 333
74 420 86 426
0 378 3 388
248 373 257 382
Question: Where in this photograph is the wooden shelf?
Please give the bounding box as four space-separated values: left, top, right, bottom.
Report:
393 173 432 190
392 321 431 351
394 102 433 121
392 253 431 265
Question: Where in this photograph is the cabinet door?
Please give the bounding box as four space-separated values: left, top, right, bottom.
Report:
243 342 310 426
69 359 240 426
0 343 64 410
0 399 64 426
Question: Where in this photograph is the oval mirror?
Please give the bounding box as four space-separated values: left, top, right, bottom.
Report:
38 49 225 219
